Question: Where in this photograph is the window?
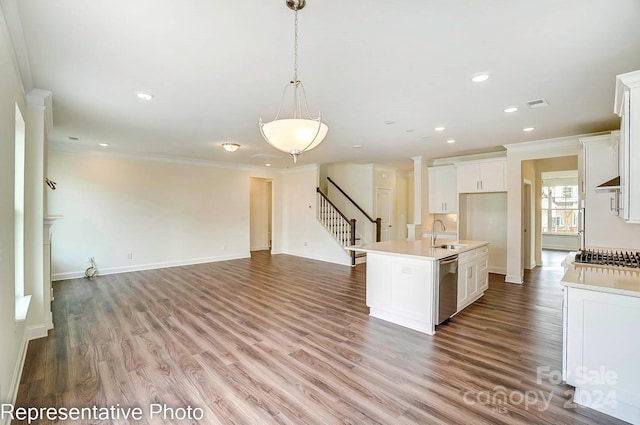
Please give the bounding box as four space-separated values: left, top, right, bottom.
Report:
14 103 30 322
541 181 579 234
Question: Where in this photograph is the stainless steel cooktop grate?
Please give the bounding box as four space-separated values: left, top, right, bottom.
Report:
574 249 640 268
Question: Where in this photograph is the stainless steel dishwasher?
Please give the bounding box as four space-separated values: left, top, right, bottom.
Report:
436 255 458 325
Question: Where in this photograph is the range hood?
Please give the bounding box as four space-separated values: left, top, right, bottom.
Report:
595 176 620 192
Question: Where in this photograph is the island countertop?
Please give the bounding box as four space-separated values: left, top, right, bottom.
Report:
348 239 489 261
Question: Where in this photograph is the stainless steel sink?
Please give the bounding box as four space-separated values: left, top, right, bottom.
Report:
433 244 467 250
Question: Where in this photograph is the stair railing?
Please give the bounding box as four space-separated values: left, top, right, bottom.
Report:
326 177 382 242
316 188 357 265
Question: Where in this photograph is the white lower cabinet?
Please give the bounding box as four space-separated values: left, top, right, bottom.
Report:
457 245 489 312
365 252 436 334
564 287 640 424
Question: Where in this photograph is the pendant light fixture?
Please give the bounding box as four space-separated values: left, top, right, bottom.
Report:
259 0 328 164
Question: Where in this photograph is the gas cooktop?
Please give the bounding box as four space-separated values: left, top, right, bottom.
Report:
574 249 640 269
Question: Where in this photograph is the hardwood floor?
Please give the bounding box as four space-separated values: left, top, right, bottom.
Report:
14 251 627 424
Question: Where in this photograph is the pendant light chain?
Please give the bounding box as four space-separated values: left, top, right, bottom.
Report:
293 8 299 84
259 0 328 163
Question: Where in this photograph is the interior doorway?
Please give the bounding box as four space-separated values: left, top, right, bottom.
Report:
249 177 273 252
523 181 534 270
376 187 393 241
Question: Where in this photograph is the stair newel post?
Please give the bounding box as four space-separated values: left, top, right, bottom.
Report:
375 218 382 242
350 218 357 266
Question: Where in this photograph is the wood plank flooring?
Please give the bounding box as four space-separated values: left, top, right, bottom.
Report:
13 251 627 424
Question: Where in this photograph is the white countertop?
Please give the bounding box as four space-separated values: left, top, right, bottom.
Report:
561 262 640 298
348 239 489 261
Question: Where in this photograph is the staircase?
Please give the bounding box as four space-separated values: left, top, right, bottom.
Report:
316 188 367 265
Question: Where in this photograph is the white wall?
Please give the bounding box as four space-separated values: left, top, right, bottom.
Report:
459 193 508 274
280 164 351 265
326 163 376 243
0 4 43 408
541 234 579 251
395 170 409 240
47 151 280 279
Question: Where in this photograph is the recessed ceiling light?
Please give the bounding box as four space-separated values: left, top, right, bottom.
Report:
353 144 362 148
99 143 109 147
68 136 79 141
435 127 445 132
265 163 271 167
405 129 415 133
222 143 240 152
471 73 490 83
446 139 456 144
384 120 395 125
504 106 518 113
136 92 154 101
523 127 535 132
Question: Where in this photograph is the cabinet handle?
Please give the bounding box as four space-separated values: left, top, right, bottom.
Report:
476 181 479 190
443 202 447 211
468 267 473 278
480 181 483 190
610 197 615 212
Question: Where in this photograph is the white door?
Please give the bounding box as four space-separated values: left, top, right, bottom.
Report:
523 183 532 269
376 188 393 241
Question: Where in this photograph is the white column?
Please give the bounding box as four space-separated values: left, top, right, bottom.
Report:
407 156 424 240
24 89 52 338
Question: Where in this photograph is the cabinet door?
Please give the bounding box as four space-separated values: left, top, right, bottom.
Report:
457 163 480 194
465 263 478 301
457 263 469 310
429 166 458 213
478 160 506 192
477 257 489 292
566 288 640 406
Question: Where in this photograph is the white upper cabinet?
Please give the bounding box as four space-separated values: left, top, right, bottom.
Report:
456 158 506 194
614 70 640 223
428 165 457 213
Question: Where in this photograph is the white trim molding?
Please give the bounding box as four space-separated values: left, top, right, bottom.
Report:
52 254 251 281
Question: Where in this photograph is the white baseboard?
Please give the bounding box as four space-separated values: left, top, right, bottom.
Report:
488 266 507 275
279 250 351 267
25 325 48 341
6 334 28 414
541 244 575 251
52 253 251 281
505 274 524 284
250 246 270 252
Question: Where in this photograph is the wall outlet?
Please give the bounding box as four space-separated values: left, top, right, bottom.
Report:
127 252 133 260
223 245 228 251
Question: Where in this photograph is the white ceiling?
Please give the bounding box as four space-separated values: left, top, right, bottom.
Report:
11 0 640 169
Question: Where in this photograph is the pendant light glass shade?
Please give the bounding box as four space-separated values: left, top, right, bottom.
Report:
259 0 327 163
260 117 328 162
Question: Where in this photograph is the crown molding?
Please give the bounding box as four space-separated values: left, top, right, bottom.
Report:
26 89 53 132
0 0 34 93
502 132 607 153
48 142 283 174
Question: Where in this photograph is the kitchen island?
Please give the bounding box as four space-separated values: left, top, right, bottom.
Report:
561 260 640 425
350 239 489 335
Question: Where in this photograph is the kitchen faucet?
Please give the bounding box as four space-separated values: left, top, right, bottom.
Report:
431 219 445 247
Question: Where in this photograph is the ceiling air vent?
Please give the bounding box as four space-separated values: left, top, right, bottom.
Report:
526 98 549 109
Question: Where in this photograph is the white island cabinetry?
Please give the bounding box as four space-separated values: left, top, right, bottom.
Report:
366 253 435 334
352 239 490 335
457 245 489 311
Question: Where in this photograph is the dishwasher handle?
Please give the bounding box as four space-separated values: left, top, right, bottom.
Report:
439 256 458 265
